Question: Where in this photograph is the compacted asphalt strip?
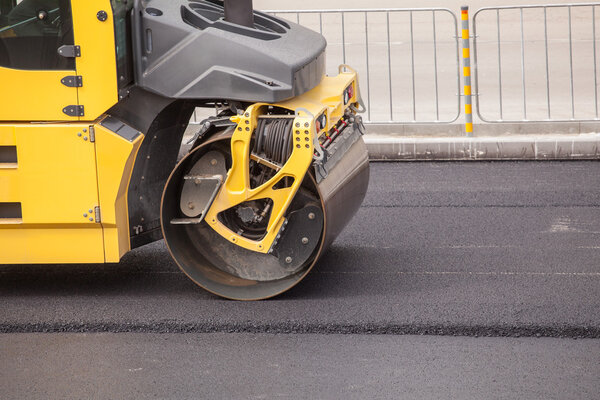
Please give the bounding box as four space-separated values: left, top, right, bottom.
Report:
1 162 599 337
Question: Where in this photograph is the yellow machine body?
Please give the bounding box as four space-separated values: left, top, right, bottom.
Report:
0 121 142 263
0 0 138 263
206 70 358 253
0 0 370 300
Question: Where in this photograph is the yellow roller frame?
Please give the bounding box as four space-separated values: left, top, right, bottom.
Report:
204 68 358 254
204 104 315 253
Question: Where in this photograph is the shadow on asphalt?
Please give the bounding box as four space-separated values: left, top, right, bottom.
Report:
0 242 408 301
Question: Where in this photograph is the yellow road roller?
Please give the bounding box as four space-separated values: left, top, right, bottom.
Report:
0 0 369 299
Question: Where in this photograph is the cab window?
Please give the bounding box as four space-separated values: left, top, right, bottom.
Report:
0 0 74 70
111 0 133 90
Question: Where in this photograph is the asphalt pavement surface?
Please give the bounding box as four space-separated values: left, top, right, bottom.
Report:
1 161 600 398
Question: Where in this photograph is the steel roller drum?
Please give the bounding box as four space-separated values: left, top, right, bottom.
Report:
161 128 369 300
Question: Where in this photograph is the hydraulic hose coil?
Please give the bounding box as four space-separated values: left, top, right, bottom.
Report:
253 118 294 165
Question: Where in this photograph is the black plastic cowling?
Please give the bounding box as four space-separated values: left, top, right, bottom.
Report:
131 0 327 103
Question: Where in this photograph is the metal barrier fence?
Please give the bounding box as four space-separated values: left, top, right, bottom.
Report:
472 3 600 123
190 8 462 125
269 8 461 124
189 4 600 133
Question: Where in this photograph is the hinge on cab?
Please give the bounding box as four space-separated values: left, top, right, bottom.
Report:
57 45 81 58
63 105 84 117
89 126 95 142
94 206 101 223
61 75 83 87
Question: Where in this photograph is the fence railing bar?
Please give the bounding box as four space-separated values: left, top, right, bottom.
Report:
296 13 300 24
341 12 346 64
365 11 371 121
432 10 440 121
319 12 323 35
568 6 575 119
386 11 393 120
496 9 503 120
594 6 598 118
267 7 457 14
410 10 417 121
544 7 551 119
520 8 527 120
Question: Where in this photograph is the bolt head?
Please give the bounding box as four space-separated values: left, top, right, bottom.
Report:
188 202 195 210
97 10 108 22
210 159 217 166
308 212 315 220
83 213 88 217
285 256 293 264
302 237 309 244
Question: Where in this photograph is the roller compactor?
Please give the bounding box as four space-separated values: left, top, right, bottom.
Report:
0 0 369 299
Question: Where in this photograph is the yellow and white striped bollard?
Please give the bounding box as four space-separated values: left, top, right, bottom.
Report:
461 6 473 137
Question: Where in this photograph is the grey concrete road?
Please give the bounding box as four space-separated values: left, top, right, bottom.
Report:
1 161 600 398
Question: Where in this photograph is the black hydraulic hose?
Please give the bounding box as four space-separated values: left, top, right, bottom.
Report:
281 119 292 163
255 118 265 154
287 119 294 160
276 119 285 163
273 119 283 164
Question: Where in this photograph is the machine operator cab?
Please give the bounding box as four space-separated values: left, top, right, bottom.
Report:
0 0 128 121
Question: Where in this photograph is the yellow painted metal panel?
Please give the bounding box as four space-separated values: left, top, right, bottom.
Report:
0 123 104 263
71 0 118 121
0 227 103 263
0 126 16 145
0 68 79 121
94 124 143 262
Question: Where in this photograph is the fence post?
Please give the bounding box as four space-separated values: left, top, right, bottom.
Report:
461 6 473 137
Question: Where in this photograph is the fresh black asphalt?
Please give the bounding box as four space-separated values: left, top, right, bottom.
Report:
1 161 599 338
